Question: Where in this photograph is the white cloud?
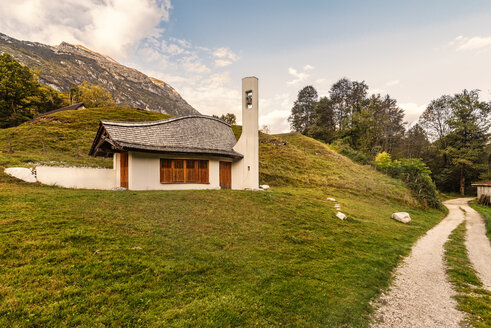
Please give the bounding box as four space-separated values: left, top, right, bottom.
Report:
386 79 400 87
259 93 294 133
213 47 238 67
303 64 315 71
450 35 491 52
215 59 234 67
180 55 210 74
399 102 427 124
176 72 241 117
287 66 311 85
0 0 172 60
369 88 385 95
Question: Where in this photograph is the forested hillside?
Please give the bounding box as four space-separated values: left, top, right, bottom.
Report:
288 79 491 195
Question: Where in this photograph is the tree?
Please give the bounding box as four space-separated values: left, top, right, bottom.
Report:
396 123 432 159
0 53 40 127
349 94 405 154
306 97 336 143
329 78 368 134
419 95 453 143
71 81 114 108
444 90 490 195
260 125 271 134
0 53 68 128
288 85 318 133
219 113 237 125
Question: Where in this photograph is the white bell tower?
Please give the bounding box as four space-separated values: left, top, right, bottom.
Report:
231 77 259 190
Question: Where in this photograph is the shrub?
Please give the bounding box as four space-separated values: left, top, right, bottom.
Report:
384 157 441 209
375 152 392 171
332 140 372 165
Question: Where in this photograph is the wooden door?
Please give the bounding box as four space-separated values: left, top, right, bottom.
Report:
120 152 128 188
219 161 232 189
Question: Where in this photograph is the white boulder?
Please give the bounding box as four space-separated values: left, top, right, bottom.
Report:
336 211 347 220
259 184 270 190
4 167 37 183
392 212 411 224
327 197 336 201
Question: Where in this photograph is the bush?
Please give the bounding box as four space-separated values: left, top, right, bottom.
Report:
332 140 372 165
375 153 442 209
375 152 392 171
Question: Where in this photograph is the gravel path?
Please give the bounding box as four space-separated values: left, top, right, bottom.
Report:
461 199 491 290
371 199 466 328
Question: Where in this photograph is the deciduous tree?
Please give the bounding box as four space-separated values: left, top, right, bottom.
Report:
288 85 318 134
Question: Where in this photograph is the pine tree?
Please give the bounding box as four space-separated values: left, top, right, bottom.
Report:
445 90 490 195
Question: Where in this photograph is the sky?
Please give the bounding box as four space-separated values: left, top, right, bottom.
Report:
0 0 490 132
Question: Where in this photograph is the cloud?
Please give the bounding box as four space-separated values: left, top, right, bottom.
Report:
213 47 238 67
369 88 385 95
450 35 491 52
179 55 210 74
174 72 241 118
386 79 400 87
259 93 294 133
0 0 172 60
287 66 312 85
399 102 427 124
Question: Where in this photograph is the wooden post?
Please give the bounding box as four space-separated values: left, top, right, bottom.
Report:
7 135 13 154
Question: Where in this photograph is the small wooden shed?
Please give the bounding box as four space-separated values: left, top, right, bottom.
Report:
472 182 491 205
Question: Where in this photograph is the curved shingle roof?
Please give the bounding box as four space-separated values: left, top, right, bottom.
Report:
89 115 242 159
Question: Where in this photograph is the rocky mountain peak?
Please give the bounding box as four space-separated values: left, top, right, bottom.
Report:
0 33 199 116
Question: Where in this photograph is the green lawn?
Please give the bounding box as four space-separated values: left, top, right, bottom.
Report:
0 107 446 327
0 173 445 327
469 202 491 242
444 222 491 327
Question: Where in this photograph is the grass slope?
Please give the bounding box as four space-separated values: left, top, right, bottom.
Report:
444 222 491 327
0 107 169 168
0 107 445 327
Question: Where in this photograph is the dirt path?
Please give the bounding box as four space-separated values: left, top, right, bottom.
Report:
461 199 491 290
371 199 466 327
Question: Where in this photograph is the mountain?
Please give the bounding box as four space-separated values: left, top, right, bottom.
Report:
0 33 199 116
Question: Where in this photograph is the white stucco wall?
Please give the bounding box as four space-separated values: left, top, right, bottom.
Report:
477 186 491 197
4 167 37 183
36 166 117 190
232 77 259 190
127 152 223 190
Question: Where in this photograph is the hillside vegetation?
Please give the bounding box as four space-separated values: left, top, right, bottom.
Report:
0 107 444 327
0 107 169 168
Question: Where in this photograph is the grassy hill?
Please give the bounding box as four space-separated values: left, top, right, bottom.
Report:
0 107 444 327
0 107 169 168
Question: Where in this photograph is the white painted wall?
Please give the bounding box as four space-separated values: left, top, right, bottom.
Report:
4 167 37 183
127 151 223 190
36 166 117 190
232 77 259 190
477 186 491 197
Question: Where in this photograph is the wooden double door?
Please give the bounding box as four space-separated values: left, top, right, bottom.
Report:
219 161 232 189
